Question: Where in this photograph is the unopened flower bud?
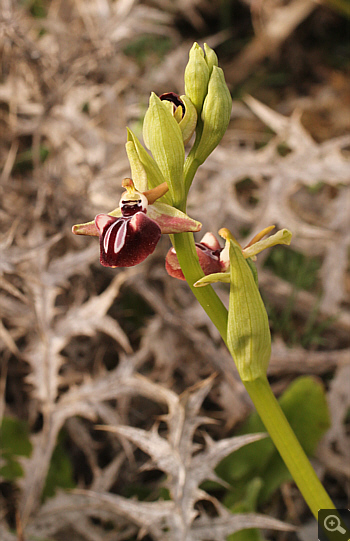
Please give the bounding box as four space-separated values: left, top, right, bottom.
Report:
194 66 232 165
178 95 197 144
159 93 197 145
143 93 185 207
184 42 210 115
204 43 218 74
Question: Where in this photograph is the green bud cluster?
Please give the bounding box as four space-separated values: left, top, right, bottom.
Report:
184 43 210 114
194 65 232 165
185 42 232 166
128 42 232 211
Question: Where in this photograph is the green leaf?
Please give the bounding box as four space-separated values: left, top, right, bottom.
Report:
279 376 330 455
0 417 32 480
216 417 273 484
0 417 32 456
0 456 25 480
42 431 75 500
226 479 265 541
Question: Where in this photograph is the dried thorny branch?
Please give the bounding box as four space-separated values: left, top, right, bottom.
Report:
23 377 294 540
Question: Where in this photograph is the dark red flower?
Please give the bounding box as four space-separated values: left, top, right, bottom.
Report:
166 232 227 280
73 178 202 268
95 212 161 268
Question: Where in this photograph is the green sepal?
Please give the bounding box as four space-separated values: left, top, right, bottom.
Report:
243 229 292 259
227 241 271 382
161 95 197 145
148 202 202 234
194 272 230 287
72 207 121 236
125 141 148 193
126 128 171 205
143 93 185 207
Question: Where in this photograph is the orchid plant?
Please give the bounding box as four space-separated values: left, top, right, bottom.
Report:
73 42 335 521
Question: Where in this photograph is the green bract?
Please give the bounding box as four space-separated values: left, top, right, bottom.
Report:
143 93 185 208
184 42 210 115
126 129 172 205
227 241 271 382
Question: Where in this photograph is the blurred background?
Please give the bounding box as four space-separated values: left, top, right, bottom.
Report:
0 0 349 540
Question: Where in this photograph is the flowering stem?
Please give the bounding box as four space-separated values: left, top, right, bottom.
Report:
173 231 335 520
244 377 335 518
171 232 228 338
183 157 202 199
183 119 203 197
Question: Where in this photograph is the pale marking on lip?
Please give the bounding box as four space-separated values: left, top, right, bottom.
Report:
103 220 116 253
114 220 128 254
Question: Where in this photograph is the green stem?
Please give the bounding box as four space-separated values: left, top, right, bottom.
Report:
176 124 335 518
173 232 335 520
183 119 204 198
171 232 228 340
183 156 201 199
244 377 335 517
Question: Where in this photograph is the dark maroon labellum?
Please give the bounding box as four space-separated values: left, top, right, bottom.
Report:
165 239 222 280
95 211 161 268
196 242 221 261
159 92 185 116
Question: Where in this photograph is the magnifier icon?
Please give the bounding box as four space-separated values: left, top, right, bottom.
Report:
324 514 346 534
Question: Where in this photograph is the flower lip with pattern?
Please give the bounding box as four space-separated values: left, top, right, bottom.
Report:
72 178 202 268
166 226 293 283
193 226 293 287
95 185 161 268
95 211 161 268
165 232 226 280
